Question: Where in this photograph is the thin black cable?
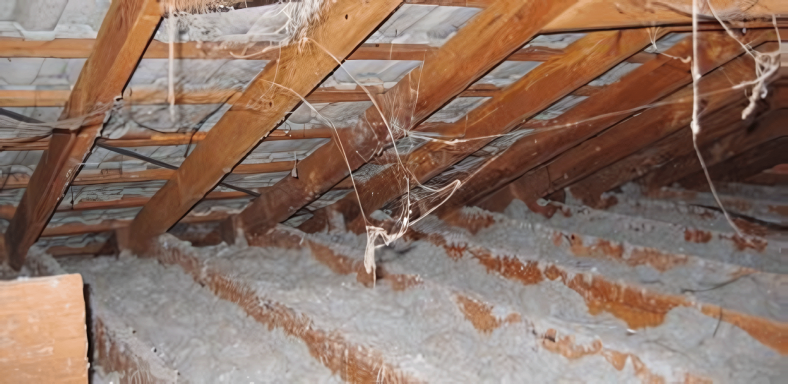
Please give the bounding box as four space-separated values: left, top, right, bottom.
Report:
95 142 260 197
0 108 42 123
2 103 259 198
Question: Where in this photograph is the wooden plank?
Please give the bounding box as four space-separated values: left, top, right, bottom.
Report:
638 108 788 192
230 0 581 241
0 161 294 190
543 0 787 32
42 210 232 238
0 38 562 62
0 90 71 107
3 0 162 270
678 138 788 190
475 47 770 212
0 0 782 61
0 274 88 383
125 0 404 252
45 242 114 257
301 29 661 233
405 0 788 30
567 105 779 208
434 30 775 215
0 189 262 222
1 128 333 151
745 172 788 187
0 83 510 108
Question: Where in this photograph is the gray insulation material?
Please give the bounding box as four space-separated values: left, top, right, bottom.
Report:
60 255 343 383
533 95 588 120
424 97 490 123
365 5 480 47
475 61 542 88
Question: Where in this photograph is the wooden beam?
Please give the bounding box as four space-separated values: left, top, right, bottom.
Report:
0 126 333 152
475 46 771 212
677 137 788 190
125 0 404 252
0 160 293 190
0 274 88 382
638 108 788 192
230 0 581 241
0 38 564 62
3 0 162 270
567 106 781 208
42 210 232 238
434 30 775 216
301 29 662 233
45 241 115 258
0 189 262 222
745 172 788 187
0 82 511 108
408 0 788 30
0 1 781 62
542 0 787 32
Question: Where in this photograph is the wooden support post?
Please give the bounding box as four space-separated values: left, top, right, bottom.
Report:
434 30 775 216
230 0 580 241
3 0 162 270
126 0 403 252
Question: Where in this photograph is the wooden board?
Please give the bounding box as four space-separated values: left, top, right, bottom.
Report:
0 274 88 383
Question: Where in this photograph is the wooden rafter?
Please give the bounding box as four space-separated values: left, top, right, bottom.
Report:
567 104 780 208
677 138 788 190
638 108 788 192
125 0 404 252
228 0 580 241
475 42 776 212
300 28 663 233
3 0 162 269
433 30 776 216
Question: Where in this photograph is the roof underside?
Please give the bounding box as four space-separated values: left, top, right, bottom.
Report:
0 0 785 256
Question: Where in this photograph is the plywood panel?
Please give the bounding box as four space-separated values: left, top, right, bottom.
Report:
0 274 88 383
